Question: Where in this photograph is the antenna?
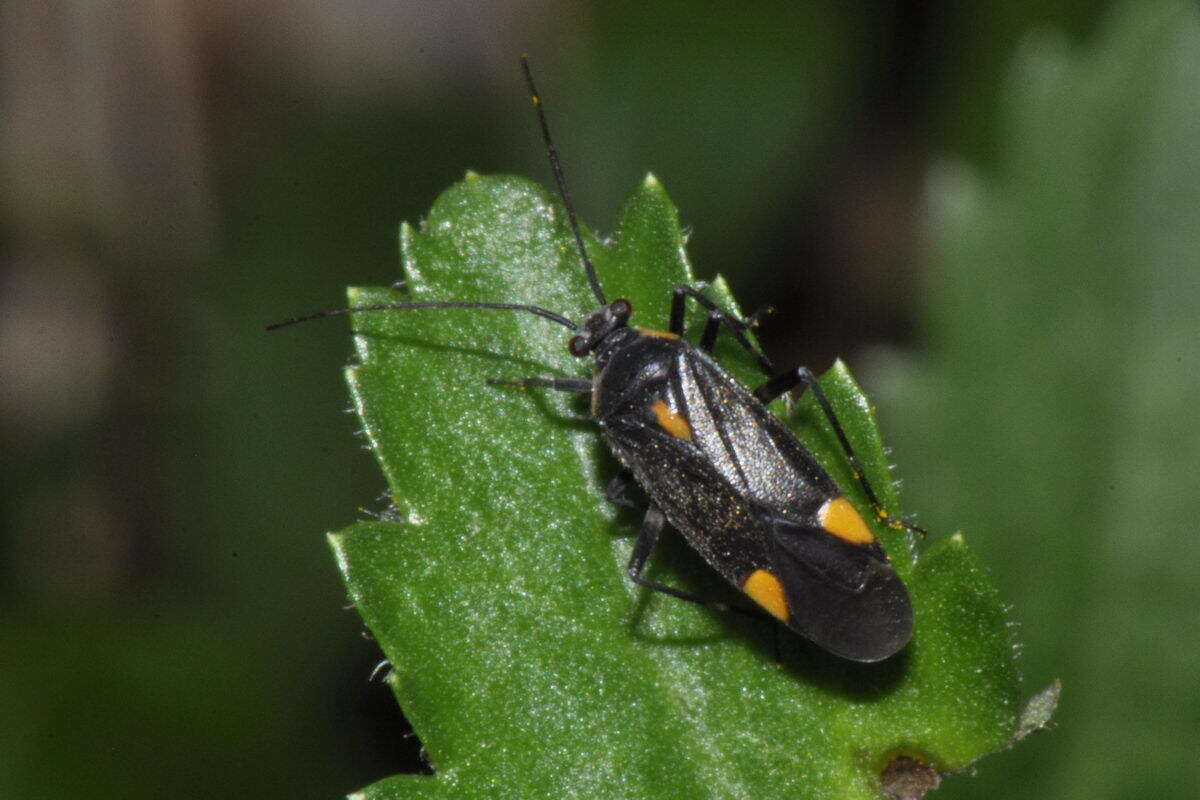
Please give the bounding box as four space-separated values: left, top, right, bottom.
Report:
266 61 601 335
266 301 576 332
520 56 607 307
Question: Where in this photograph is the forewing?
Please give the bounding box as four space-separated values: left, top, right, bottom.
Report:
673 350 837 521
601 413 772 585
770 520 913 662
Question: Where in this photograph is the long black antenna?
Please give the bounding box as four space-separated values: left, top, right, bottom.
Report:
520 56 607 306
266 301 577 332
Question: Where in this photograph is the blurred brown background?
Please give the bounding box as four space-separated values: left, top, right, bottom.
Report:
3 1 1198 798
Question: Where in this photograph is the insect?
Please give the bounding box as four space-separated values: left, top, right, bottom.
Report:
270 57 917 662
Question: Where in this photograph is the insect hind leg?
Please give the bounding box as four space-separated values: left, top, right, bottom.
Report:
754 365 925 538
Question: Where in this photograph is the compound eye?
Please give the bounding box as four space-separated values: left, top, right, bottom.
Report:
611 298 632 318
568 335 589 357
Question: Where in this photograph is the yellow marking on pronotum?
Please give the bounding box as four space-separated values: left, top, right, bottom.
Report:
742 569 789 622
651 399 692 440
818 497 876 546
634 326 680 340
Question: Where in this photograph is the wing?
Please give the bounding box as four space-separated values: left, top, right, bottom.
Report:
672 348 839 524
601 406 775 583
765 518 913 662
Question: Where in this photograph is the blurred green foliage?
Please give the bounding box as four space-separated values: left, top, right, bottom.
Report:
886 3 1200 797
2 1 1197 798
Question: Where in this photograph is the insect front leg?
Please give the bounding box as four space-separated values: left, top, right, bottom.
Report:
754 366 925 537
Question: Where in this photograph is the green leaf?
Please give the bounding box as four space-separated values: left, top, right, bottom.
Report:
331 173 1025 799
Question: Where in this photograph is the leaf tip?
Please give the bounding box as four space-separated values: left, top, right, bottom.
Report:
1016 678 1062 739
828 357 851 377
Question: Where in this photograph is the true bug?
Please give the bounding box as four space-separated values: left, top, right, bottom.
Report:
270 58 917 662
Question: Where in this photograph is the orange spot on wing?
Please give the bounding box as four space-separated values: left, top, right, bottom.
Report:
742 569 789 622
651 399 692 440
818 497 876 546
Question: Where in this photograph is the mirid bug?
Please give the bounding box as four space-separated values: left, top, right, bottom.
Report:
270 58 917 662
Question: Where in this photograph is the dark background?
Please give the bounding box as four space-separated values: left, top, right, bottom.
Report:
3 1 1197 798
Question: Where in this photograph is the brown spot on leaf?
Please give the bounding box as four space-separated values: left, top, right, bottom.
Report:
879 755 940 800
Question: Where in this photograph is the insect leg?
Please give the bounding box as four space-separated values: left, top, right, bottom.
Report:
486 377 592 393
696 305 771 353
604 473 641 510
755 366 925 536
626 506 774 626
624 506 780 635
698 312 721 352
627 505 730 606
670 285 775 376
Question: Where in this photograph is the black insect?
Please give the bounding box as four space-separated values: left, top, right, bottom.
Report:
270 58 917 662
